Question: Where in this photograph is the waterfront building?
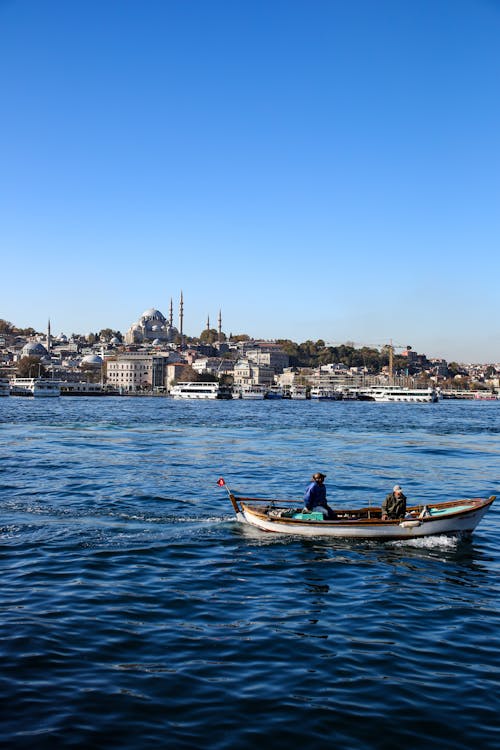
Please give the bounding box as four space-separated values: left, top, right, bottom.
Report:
192 358 234 377
233 359 274 388
245 348 289 374
106 354 153 391
106 352 187 391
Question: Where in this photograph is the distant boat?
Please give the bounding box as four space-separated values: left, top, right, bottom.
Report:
265 385 284 399
238 384 266 400
224 491 495 540
289 385 307 400
356 385 438 403
169 382 232 399
310 386 342 400
10 378 61 397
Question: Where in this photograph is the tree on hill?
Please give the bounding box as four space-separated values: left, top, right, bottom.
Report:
0 320 37 337
0 319 14 334
99 328 122 342
230 334 250 342
199 328 220 344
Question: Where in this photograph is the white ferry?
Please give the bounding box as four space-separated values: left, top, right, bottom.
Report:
10 378 61 397
289 385 307 400
357 385 438 403
0 376 10 396
60 382 105 396
169 382 232 399
238 384 266 400
310 386 342 400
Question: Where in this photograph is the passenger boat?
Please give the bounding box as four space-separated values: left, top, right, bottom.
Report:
357 385 439 403
265 385 284 399
238 384 266 400
10 378 61 397
289 385 307 399
218 481 495 540
169 382 232 399
310 386 342 400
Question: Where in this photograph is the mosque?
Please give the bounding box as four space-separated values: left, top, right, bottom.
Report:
124 299 180 345
124 292 223 347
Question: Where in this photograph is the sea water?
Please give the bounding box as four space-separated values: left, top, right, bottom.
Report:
1 397 499 749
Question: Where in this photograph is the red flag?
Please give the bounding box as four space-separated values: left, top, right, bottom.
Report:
217 477 225 487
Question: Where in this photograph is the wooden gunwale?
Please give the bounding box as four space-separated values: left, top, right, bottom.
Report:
237 496 495 526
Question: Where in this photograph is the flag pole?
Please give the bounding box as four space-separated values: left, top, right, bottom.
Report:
217 477 244 520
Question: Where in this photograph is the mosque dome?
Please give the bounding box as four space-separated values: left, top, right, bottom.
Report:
141 308 166 323
110 337 120 345
80 354 103 368
21 341 48 358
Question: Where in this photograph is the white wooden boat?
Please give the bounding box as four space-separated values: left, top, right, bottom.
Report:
223 489 495 540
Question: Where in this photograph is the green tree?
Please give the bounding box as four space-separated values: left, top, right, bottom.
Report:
199 328 219 344
230 334 250 342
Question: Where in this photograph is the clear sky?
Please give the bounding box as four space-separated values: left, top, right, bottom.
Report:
1 0 499 362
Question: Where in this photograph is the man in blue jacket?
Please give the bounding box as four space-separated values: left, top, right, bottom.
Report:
303 472 335 519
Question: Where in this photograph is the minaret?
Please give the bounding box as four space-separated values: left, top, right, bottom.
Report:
169 298 173 327
218 309 222 343
179 291 184 348
47 318 52 352
206 314 210 333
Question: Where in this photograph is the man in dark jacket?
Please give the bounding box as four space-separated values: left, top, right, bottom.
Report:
303 472 335 519
382 485 407 519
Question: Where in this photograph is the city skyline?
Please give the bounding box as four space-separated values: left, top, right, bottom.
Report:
1 1 499 363
3 302 498 367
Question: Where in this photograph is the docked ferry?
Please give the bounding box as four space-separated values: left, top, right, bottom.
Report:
310 386 342 400
357 385 438 403
169 382 232 399
0 376 10 396
237 384 266 400
10 378 61 397
289 385 307 399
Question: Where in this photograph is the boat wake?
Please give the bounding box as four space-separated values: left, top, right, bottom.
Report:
388 533 464 549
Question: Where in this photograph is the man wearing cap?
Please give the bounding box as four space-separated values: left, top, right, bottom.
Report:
381 485 407 520
303 472 335 519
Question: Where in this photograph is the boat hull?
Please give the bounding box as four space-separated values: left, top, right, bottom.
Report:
236 497 495 540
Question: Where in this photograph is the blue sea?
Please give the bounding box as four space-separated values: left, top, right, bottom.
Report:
1 397 499 749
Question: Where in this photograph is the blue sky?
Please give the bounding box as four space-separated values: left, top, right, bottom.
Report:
1 0 499 362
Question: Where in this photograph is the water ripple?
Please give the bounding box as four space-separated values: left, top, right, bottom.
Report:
0 398 499 748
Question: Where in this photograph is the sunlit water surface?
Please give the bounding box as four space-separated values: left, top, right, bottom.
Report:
1 398 499 749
